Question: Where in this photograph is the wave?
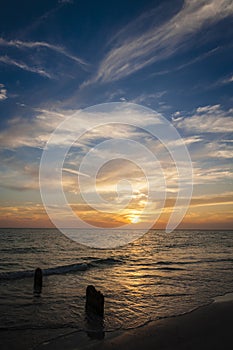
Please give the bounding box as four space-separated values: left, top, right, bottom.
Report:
203 258 233 263
156 266 184 271
1 247 46 254
0 257 122 281
156 258 233 266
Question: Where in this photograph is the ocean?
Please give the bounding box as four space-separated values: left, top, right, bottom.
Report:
0 228 232 334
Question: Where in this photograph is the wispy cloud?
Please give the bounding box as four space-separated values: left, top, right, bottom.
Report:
165 191 233 209
151 47 221 77
220 74 233 85
0 109 66 149
130 91 167 105
0 104 232 206
202 72 233 90
0 107 142 150
205 141 233 159
191 194 233 207
0 55 52 78
174 105 233 133
192 166 233 184
58 0 73 3
0 203 52 228
0 156 39 192
0 83 7 100
0 37 88 68
63 168 90 178
89 0 233 83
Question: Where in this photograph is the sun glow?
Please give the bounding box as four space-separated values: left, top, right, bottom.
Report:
130 215 141 224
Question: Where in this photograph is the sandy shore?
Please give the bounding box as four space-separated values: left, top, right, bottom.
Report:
1 295 233 350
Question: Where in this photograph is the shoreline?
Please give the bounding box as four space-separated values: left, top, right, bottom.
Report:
42 295 233 350
1 292 232 350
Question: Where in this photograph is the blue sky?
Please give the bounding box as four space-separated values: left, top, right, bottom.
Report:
0 0 233 229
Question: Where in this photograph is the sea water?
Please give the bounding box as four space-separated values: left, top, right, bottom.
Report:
0 229 232 332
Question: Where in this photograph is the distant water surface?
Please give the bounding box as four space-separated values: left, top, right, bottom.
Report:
0 228 232 331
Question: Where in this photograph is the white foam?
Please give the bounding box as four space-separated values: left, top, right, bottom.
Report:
214 292 233 303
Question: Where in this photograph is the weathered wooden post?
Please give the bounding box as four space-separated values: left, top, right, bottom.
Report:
85 285 105 339
34 267 43 294
85 285 104 317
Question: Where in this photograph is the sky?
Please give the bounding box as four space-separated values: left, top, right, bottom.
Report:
0 0 233 230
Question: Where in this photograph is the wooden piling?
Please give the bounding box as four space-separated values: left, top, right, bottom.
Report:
85 285 104 317
34 267 43 294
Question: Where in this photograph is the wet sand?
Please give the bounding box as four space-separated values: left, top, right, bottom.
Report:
95 298 233 350
1 295 233 350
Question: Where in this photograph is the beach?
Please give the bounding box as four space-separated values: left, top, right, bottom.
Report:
93 297 233 350
1 298 233 350
1 295 233 350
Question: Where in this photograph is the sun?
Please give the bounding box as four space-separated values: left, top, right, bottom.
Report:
130 215 141 224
